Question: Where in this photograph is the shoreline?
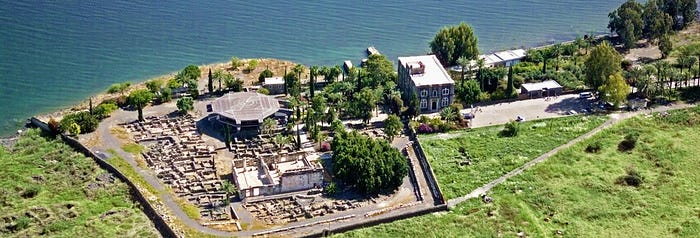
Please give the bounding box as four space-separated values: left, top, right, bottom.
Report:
32 58 301 125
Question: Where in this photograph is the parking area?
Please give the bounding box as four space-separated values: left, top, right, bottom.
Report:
460 94 594 128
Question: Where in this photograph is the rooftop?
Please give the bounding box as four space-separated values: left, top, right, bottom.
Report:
521 80 563 92
210 92 280 123
398 54 454 87
264 76 284 85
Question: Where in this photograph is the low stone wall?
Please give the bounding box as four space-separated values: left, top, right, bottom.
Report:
405 123 446 205
303 204 448 237
29 117 178 238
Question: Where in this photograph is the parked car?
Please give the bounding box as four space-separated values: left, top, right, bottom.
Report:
463 113 475 119
515 116 525 122
579 92 593 99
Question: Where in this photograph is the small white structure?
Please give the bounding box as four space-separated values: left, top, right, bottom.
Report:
520 80 563 98
479 49 527 68
263 77 285 95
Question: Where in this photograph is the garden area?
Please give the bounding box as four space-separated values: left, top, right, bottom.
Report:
335 106 700 237
0 129 159 237
419 115 608 200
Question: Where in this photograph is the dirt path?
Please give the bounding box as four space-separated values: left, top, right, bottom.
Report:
446 103 696 208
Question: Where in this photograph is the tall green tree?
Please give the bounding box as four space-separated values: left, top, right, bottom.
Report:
207 69 213 93
506 65 514 96
331 131 408 194
430 22 479 66
404 91 420 119
181 65 201 81
642 0 673 43
128 89 153 121
584 41 622 95
310 65 319 99
600 72 630 107
383 114 402 141
657 0 697 30
608 0 644 49
659 35 673 58
352 88 378 124
261 118 277 135
458 79 482 105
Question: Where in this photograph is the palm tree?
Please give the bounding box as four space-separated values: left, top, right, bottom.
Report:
261 118 277 135
457 56 470 82
440 107 459 124
221 180 237 206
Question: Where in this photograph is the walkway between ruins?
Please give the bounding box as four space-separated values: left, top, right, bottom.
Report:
447 103 697 208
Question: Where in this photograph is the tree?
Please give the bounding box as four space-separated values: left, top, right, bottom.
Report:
584 41 622 94
207 69 213 93
145 80 162 94
404 91 420 119
642 0 673 43
128 89 153 121
213 69 225 91
246 59 258 72
458 80 481 104
258 69 273 84
230 57 243 70
181 65 201 81
440 106 459 124
310 65 319 99
659 35 673 58
160 87 173 102
657 0 697 30
352 88 378 124
224 75 243 92
506 65 514 96
389 94 405 116
284 72 300 97
383 114 402 141
365 54 397 88
600 72 630 107
221 180 237 205
261 117 277 135
331 131 408 194
457 56 470 81
430 22 479 66
176 97 194 115
608 0 644 49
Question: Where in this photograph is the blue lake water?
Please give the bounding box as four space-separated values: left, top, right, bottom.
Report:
0 0 632 136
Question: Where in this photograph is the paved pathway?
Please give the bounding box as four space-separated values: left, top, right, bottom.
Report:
447 103 696 208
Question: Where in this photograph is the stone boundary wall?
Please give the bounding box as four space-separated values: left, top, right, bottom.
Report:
405 123 446 205
29 117 178 238
303 204 448 237
404 150 423 201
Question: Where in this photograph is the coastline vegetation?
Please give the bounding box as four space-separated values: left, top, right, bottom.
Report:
0 129 158 237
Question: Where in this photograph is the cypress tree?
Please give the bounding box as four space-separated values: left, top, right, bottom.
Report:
224 125 231 150
207 68 213 93
283 66 288 95
506 65 514 96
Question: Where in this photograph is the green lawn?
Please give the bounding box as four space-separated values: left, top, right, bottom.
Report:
0 130 159 237
335 106 700 237
420 115 608 199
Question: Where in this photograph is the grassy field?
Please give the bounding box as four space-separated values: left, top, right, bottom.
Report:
0 129 159 237
419 115 608 199
336 107 700 237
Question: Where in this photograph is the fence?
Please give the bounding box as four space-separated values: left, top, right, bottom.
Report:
29 117 178 238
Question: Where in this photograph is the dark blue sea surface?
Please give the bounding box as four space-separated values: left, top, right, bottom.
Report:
0 0 630 136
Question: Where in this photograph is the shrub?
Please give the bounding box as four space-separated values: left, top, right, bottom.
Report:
617 165 644 187
320 142 331 152
500 121 520 137
324 182 338 195
618 131 639 152
12 216 31 231
60 111 99 134
417 123 434 134
93 102 118 119
585 140 602 153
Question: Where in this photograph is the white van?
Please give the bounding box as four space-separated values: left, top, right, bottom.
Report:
579 92 593 99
